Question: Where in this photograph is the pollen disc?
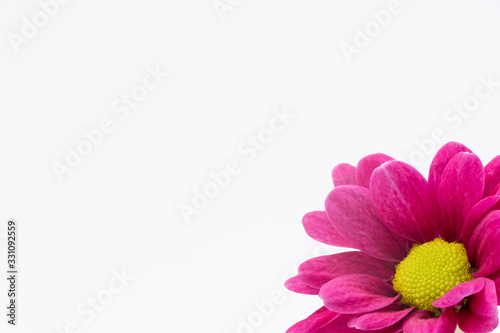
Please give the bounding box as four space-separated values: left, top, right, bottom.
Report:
393 238 473 311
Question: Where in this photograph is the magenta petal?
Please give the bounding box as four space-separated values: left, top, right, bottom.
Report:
402 308 457 333
356 153 394 188
462 196 500 250
370 161 439 244
487 183 500 196
347 305 413 330
318 313 403 333
319 274 399 314
286 307 340 333
432 278 485 309
458 278 499 333
285 275 320 295
325 185 407 261
428 141 472 194
486 269 500 304
484 156 500 197
302 211 351 248
298 251 395 290
436 152 484 242
469 211 500 277
332 163 357 187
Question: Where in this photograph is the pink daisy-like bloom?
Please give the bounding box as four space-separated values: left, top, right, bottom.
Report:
286 142 500 333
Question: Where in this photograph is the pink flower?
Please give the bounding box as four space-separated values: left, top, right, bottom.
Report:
286 142 500 333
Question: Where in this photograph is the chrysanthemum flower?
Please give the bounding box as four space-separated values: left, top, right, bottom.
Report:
286 142 500 333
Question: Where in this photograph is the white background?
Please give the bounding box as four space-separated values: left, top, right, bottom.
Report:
1 0 500 332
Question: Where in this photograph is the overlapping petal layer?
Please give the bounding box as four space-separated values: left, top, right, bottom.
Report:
428 141 472 194
370 161 439 244
347 304 413 330
484 156 500 197
356 153 393 188
285 275 320 295
319 274 399 314
325 186 407 261
286 307 339 333
468 211 500 278
436 152 484 242
331 163 357 187
403 308 457 333
462 196 500 249
317 313 404 333
302 211 351 248
295 251 395 290
433 278 499 333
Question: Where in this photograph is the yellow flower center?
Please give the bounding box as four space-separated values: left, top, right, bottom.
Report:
393 238 473 311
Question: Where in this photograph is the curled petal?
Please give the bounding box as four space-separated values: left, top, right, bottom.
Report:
402 308 457 333
469 210 500 277
319 274 399 314
347 304 413 330
484 156 500 197
285 275 319 295
432 277 499 332
462 196 500 250
486 269 500 304
298 251 395 290
458 278 499 333
302 211 351 248
356 153 394 188
332 163 357 187
428 141 472 194
286 307 339 333
370 161 439 244
436 152 484 242
325 186 407 262
433 278 485 309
